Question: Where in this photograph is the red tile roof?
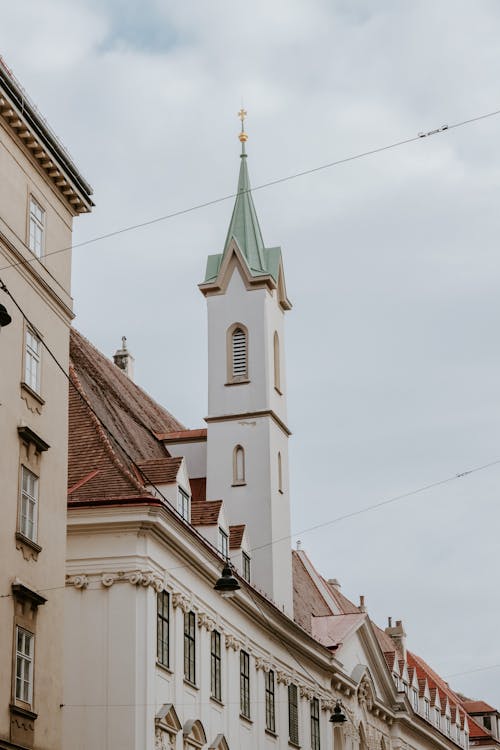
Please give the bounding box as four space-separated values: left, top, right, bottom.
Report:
463 701 496 714
135 457 182 485
190 477 206 502
191 499 222 526
229 524 245 549
157 428 207 442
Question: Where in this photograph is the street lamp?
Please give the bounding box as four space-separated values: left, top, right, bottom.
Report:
0 303 12 330
330 699 347 724
214 562 241 599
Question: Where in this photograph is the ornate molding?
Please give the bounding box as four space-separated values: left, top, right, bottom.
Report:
197 612 216 632
66 570 164 592
225 634 243 651
277 670 292 686
300 684 315 700
101 573 117 587
255 656 272 672
72 575 89 589
155 726 175 750
172 592 191 613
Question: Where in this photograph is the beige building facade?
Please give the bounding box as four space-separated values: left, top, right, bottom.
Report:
0 58 92 750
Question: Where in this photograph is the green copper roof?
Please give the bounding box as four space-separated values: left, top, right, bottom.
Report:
204 146 283 284
223 150 267 273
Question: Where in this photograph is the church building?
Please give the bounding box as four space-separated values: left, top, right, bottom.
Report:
62 116 499 750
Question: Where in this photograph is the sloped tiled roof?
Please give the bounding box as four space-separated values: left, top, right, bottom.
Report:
229 524 245 549
190 477 207 502
135 457 183 485
191 499 223 526
464 701 497 714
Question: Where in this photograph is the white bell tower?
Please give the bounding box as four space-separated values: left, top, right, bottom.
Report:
199 111 293 614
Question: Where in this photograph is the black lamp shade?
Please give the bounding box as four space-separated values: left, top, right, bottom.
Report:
329 702 347 724
214 564 241 595
0 304 12 328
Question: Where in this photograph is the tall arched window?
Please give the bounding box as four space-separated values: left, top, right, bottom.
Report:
278 452 283 493
227 323 248 383
273 331 281 392
233 445 245 485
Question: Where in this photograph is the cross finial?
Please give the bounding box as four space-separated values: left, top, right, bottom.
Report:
238 107 248 148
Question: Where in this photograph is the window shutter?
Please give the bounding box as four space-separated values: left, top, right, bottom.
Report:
232 328 247 378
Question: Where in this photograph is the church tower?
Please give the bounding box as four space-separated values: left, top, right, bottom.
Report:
199 112 293 614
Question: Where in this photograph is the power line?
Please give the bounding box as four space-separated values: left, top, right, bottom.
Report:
1 106 500 276
249 458 500 554
445 664 500 679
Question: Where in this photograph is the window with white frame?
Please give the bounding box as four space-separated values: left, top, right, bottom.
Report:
218 528 228 558
447 716 451 736
29 197 45 257
20 466 38 542
15 627 34 705
25 329 41 394
413 689 419 711
240 650 250 718
425 699 430 719
435 708 441 727
242 552 251 582
210 630 222 701
265 669 276 733
178 488 190 521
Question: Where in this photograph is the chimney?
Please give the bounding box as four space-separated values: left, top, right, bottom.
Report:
385 618 407 658
296 540 302 551
113 336 135 380
359 595 366 613
328 578 341 591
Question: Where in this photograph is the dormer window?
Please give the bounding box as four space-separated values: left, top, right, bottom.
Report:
435 708 441 728
218 528 228 558
227 323 248 384
447 717 451 736
178 488 190 521
425 699 430 719
413 689 419 711
242 552 251 582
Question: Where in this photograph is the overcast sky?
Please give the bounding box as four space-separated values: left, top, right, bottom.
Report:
2 0 500 706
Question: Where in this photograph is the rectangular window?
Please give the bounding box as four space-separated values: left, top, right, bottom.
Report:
288 683 299 745
211 630 221 701
484 716 492 731
183 611 196 684
25 329 41 394
447 717 451 736
178 488 190 521
242 552 251 582
218 528 228 558
435 708 441 727
311 697 321 750
156 591 169 668
29 197 44 257
20 466 38 542
425 700 430 719
15 627 34 705
413 689 419 711
265 669 276 733
240 650 250 718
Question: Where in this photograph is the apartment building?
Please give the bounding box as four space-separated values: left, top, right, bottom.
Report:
0 58 92 750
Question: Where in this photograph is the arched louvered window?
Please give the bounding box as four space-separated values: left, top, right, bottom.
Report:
227 323 248 383
273 331 281 392
278 452 283 493
233 445 246 485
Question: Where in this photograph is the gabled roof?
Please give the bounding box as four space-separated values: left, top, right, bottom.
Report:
464 701 497 715
135 457 183 485
229 524 246 550
191 499 223 526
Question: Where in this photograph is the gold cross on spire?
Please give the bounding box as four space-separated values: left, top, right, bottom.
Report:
238 107 248 143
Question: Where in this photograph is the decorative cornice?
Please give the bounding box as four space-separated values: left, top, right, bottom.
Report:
172 592 192 613
205 409 291 436
300 684 315 701
66 569 164 593
276 670 292 686
225 633 244 651
197 612 216 632
255 656 273 672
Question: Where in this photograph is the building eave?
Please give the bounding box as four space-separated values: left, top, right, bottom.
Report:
0 61 94 214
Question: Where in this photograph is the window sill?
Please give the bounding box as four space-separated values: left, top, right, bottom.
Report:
20 381 45 406
156 661 173 676
15 532 42 561
210 695 224 708
265 729 279 739
231 481 247 487
225 379 250 386
288 741 301 749
239 713 253 725
183 678 199 691
10 703 37 721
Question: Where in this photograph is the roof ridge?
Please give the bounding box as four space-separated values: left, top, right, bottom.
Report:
69 364 147 495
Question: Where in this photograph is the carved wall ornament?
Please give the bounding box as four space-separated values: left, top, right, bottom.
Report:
155 726 175 750
72 575 89 589
172 592 192 613
254 656 272 672
358 677 374 711
225 634 243 651
321 699 335 712
197 612 216 632
276 670 292 686
101 573 117 587
299 684 315 700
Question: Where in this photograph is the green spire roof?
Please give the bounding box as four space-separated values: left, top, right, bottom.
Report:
223 148 267 273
